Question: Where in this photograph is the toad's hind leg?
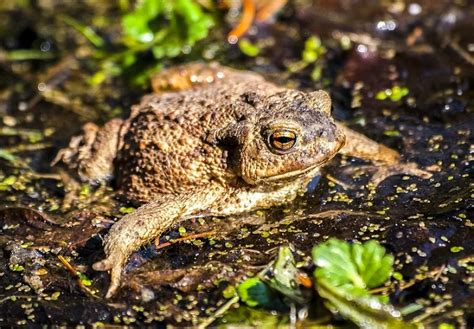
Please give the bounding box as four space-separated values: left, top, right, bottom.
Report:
150 62 263 93
336 122 432 185
336 122 400 164
53 118 127 182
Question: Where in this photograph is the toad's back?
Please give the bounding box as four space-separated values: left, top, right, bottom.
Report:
115 68 283 202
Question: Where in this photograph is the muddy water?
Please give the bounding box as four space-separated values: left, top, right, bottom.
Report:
0 1 472 327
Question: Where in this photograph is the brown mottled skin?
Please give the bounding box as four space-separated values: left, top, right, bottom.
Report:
55 63 430 298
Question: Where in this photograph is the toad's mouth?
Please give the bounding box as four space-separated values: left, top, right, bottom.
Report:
264 146 344 183
263 158 327 182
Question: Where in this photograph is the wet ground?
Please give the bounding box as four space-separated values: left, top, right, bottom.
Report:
0 0 472 327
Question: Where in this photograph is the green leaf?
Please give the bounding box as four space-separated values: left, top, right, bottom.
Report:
2 49 55 61
390 86 409 101
316 278 414 329
376 90 388 100
9 264 25 272
312 239 411 328
0 151 27 170
1 175 17 185
61 15 105 48
352 240 394 288
87 0 215 86
222 285 236 299
119 206 135 214
312 239 393 290
237 277 273 308
236 246 311 311
122 0 163 43
238 39 261 57
302 35 326 63
384 130 402 137
450 246 464 253
438 323 455 329
76 272 92 286
375 86 409 102
121 0 214 57
0 149 18 163
50 291 61 300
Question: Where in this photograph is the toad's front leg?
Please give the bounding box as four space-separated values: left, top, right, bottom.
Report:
92 178 308 298
92 186 224 298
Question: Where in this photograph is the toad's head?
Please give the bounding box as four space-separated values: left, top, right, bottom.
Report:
211 90 345 185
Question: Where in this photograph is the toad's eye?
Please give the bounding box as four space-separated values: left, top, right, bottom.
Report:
268 130 297 153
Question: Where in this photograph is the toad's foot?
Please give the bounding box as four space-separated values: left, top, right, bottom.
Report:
91 197 180 298
345 161 432 187
335 123 432 186
53 118 126 182
372 162 432 186
92 244 128 298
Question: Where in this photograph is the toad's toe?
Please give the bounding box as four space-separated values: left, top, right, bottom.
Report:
92 257 113 271
105 262 124 298
93 252 126 298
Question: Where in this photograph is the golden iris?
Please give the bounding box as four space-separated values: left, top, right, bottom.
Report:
269 130 297 153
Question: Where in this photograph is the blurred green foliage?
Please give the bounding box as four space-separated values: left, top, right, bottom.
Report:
121 0 214 59
68 0 216 86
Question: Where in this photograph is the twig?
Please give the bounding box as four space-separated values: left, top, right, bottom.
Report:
325 174 350 190
255 209 378 233
57 255 98 298
331 30 382 51
28 172 62 180
411 300 452 323
0 295 38 304
197 295 240 329
433 264 446 281
4 143 52 153
449 40 474 66
155 230 216 250
24 55 76 112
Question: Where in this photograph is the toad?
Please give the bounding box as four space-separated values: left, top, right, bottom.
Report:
54 63 431 298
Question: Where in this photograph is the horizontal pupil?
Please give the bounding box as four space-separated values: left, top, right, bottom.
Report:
268 130 297 152
275 136 294 144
